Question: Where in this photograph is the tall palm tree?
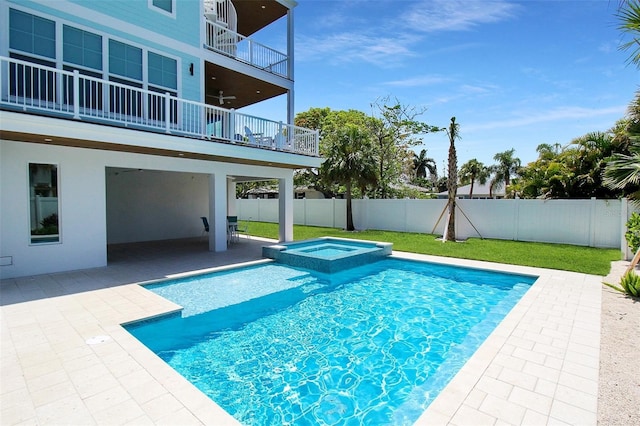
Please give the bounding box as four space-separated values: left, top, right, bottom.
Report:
617 0 640 68
445 117 459 241
412 149 437 180
321 124 378 231
491 149 521 196
459 159 489 199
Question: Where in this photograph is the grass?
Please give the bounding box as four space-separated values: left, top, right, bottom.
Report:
242 221 620 276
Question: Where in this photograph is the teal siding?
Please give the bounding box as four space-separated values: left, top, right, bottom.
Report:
5 0 203 103
66 0 200 47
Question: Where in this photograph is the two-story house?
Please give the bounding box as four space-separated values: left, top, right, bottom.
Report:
0 0 322 279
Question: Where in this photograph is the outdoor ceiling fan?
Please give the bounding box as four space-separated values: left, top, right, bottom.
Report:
214 90 236 105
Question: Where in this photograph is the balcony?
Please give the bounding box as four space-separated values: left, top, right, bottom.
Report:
0 56 318 157
204 0 290 79
205 20 288 79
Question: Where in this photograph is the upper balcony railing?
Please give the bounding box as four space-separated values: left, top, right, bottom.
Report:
205 20 289 78
0 56 317 156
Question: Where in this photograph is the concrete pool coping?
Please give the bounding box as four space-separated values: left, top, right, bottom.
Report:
1 238 600 425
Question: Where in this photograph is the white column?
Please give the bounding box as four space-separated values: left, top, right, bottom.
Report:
227 178 237 216
278 172 294 242
208 173 228 252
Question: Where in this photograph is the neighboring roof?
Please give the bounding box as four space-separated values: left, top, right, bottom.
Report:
246 187 279 195
437 182 505 197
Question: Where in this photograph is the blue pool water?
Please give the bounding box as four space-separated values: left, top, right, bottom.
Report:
126 258 536 425
262 238 392 273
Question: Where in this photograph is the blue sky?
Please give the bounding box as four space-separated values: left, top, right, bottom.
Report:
249 0 638 173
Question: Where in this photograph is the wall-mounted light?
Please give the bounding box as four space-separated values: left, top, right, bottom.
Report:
189 63 194 76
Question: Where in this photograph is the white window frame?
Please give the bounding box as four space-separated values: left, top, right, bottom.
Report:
148 0 176 19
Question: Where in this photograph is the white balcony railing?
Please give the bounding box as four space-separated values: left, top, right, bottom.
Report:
205 20 289 78
0 56 318 156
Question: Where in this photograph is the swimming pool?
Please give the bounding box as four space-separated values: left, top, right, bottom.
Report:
125 257 536 425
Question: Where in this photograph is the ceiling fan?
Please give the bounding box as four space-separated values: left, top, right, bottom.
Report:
214 90 236 105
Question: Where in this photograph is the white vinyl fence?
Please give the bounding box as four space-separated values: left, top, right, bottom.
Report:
238 198 638 255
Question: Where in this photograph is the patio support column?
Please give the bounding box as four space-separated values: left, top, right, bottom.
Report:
208 173 228 252
227 178 237 216
278 172 294 242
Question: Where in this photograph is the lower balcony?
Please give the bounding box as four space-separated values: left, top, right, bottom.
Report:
0 56 319 157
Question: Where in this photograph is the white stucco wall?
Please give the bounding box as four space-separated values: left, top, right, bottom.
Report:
1 139 296 279
106 168 210 244
0 141 107 278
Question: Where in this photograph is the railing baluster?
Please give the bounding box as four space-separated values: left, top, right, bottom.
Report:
73 70 80 119
165 92 171 133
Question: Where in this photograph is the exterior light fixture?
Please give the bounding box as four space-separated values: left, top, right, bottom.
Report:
189 63 194 76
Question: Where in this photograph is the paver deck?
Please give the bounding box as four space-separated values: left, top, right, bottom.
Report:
1 237 601 425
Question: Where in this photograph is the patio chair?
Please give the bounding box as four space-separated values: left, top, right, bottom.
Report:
227 215 239 243
200 216 209 235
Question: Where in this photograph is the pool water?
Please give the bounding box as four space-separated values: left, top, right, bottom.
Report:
299 244 355 258
126 259 535 425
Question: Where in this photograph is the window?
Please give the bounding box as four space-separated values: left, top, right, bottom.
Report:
63 25 102 71
29 163 60 244
109 40 142 81
9 9 56 59
148 52 177 90
151 0 174 14
148 52 178 123
108 40 143 117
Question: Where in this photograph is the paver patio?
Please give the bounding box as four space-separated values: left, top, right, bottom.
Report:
1 237 601 425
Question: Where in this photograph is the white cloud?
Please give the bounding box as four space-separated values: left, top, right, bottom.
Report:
467 105 627 131
401 0 520 33
296 32 421 67
383 75 452 87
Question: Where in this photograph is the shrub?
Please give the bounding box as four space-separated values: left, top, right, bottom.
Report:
32 213 59 235
626 212 640 253
620 271 640 297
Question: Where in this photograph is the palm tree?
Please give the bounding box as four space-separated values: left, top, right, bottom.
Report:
445 117 459 241
413 149 437 180
617 0 640 68
321 124 378 231
604 91 640 206
603 142 640 206
459 159 489 199
491 149 521 196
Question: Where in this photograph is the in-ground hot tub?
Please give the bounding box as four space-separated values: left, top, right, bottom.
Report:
262 237 392 273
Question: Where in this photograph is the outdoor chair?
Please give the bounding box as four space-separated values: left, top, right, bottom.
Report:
244 126 273 148
200 216 209 235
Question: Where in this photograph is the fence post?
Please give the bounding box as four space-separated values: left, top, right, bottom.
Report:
589 197 597 247
513 197 520 241
73 70 80 119
303 197 307 226
332 197 336 228
621 198 630 260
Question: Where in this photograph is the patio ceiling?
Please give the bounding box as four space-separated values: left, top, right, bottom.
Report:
204 62 287 109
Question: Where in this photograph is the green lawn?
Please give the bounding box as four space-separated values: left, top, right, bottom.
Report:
242 221 620 276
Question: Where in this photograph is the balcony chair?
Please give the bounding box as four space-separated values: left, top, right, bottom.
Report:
244 126 273 148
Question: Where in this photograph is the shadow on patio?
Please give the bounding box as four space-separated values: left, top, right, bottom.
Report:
0 236 272 306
